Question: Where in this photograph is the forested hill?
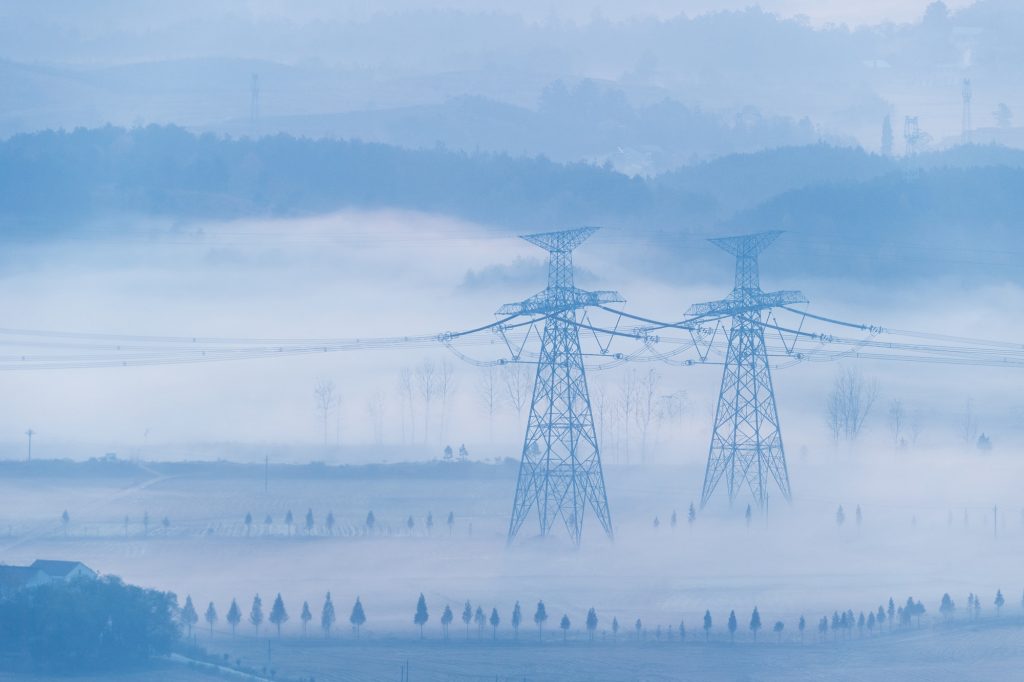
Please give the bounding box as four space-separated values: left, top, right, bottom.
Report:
2 126 1023 280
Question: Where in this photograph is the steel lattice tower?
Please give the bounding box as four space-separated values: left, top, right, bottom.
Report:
691 231 806 510
502 227 622 545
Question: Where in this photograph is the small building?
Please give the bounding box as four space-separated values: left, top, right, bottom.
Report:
0 559 97 597
30 559 97 583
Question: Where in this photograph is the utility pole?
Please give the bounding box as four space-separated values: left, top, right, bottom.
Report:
25 429 35 462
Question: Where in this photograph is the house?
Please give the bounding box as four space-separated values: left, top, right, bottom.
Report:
0 559 97 597
30 559 97 583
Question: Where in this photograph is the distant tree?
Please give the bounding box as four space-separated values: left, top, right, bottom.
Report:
441 604 453 640
940 593 955 622
832 611 840 638
321 592 336 637
269 594 288 637
446 511 455 535
285 510 294 536
653 516 660 529
817 616 827 641
474 606 486 638
181 595 198 638
688 503 696 528
560 614 571 641
749 607 761 641
773 620 784 642
635 618 642 640
995 589 1005 615
162 516 170 531
974 593 981 619
462 601 473 639
366 510 376 530
313 377 337 446
305 509 314 534
612 616 620 639
407 515 415 531
512 601 522 638
244 512 253 536
350 597 366 637
205 601 217 637
867 611 876 634
443 444 454 461
61 510 70 535
855 505 862 527
326 511 335 535
744 505 752 527
703 610 712 641
678 619 685 641
249 594 264 636
968 593 975 617
264 514 272 528
887 598 895 630
586 608 598 640
301 601 312 636
489 607 500 639
414 594 429 638
670 510 677 528
877 605 885 631
836 505 845 527
826 367 879 441
728 610 737 642
798 615 805 643
857 612 865 636
426 511 434 534
227 599 241 637
534 601 548 639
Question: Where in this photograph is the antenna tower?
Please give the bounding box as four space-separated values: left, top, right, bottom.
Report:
503 227 622 545
692 231 805 510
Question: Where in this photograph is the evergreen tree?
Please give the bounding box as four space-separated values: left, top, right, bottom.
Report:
679 618 686 641
867 611 876 634
490 607 500 639
887 598 895 630
249 594 264 636
728 610 737 642
414 594 429 638
635 618 642 640
512 601 522 638
407 515 415 531
836 505 845 527
653 516 660 529
162 516 170 530
326 511 335 535
877 605 886 630
749 607 761 641
305 508 314 534
301 601 312 636
995 589 1005 615
227 598 241 637
447 511 455 535
798 615 805 643
264 514 272 528
773 620 784 642
670 510 677 528
585 608 598 640
856 505 862 526
350 597 366 638
181 595 198 638
703 610 712 641
244 512 253 535
205 601 218 637
612 616 620 639
366 510 376 530
269 593 289 637
61 510 70 535
744 505 752 527
560 614 571 641
817 616 827 641
462 601 473 639
534 600 548 640
974 592 981 619
285 509 294 535
441 604 453 640
474 606 486 638
321 592 336 637
426 511 434 534
940 593 955 621
857 612 865 636
688 503 696 527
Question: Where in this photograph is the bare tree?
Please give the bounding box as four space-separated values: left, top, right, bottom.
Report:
593 381 609 458
314 378 337 446
619 370 638 463
416 359 439 444
887 399 905 447
476 366 500 442
656 390 688 446
961 398 978 445
633 369 660 464
825 367 879 442
398 367 415 443
437 359 456 445
502 363 532 425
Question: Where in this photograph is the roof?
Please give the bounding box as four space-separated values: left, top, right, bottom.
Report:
0 565 47 591
30 559 94 578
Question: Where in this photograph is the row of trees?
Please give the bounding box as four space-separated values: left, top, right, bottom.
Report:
183 593 367 639
240 510 457 536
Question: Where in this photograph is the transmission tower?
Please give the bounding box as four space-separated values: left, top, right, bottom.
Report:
961 78 972 144
692 231 805 510
503 227 622 545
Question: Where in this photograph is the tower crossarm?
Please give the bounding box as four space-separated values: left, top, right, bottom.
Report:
497 288 624 316
686 290 806 318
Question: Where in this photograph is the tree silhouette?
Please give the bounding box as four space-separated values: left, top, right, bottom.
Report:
867 611 875 634
877 605 886 631
995 589 1005 615
744 505 752 527
728 610 737 642
414 594 429 638
634 618 642 640
285 510 294 536
426 511 434 535
249 595 263 636
350 597 366 638
534 601 548 640
305 509 314 534
855 504 863 526
836 505 845 527
441 604 453 640
560 614 571 641
269 594 288 637
670 510 677 528
447 511 455 535
512 601 522 638
586 608 598 640
857 612 865 636
227 599 241 637
321 592 336 637
653 516 660 529
474 606 486 638
181 595 198 638
244 512 253 536
612 616 620 640
798 615 805 643
462 601 473 639
205 601 218 637
703 610 712 641
61 510 70 536
773 620 784 642
678 618 685 641
326 511 335 535
688 503 696 528
749 607 761 641
366 510 376 531
161 516 170 531
407 515 415 531
939 593 955 622
490 607 500 639
301 601 312 636
887 598 895 630
817 616 827 641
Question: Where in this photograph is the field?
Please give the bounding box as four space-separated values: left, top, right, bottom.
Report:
1 455 1022 680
